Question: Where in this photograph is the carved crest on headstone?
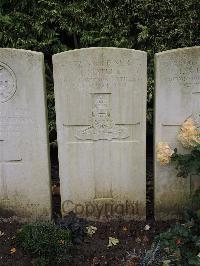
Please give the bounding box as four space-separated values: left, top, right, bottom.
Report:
0 62 16 103
76 93 129 141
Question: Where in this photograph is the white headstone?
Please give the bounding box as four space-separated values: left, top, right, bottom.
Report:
155 47 200 219
53 48 147 220
0 49 51 220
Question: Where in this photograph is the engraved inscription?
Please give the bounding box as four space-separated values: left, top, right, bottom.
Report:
76 93 129 141
0 62 17 103
164 59 200 85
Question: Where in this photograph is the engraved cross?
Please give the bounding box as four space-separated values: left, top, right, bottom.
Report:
0 139 22 200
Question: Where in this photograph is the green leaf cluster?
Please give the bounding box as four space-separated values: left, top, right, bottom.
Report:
143 190 200 265
156 207 200 265
172 144 200 178
16 221 72 265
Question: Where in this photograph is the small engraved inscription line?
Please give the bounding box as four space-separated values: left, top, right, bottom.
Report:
0 159 22 163
66 140 139 144
89 92 112 95
111 140 139 143
192 92 200 94
63 124 90 127
65 141 93 144
185 82 200 86
63 122 140 127
115 122 140 126
162 124 182 127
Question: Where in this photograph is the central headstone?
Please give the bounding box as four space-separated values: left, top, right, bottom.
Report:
53 48 147 220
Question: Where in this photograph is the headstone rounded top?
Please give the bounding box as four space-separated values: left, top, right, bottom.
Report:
0 62 17 103
53 47 146 59
155 46 200 57
0 48 43 55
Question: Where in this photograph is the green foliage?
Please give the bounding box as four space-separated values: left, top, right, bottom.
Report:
171 144 200 178
0 0 199 129
143 191 200 265
156 206 200 265
16 222 72 265
154 128 200 265
191 188 200 210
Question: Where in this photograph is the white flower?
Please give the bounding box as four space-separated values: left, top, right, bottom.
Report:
178 118 200 148
156 142 174 165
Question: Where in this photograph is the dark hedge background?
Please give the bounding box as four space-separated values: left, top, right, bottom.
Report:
1 0 199 131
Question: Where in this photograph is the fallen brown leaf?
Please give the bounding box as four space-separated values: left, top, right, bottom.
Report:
10 248 16 254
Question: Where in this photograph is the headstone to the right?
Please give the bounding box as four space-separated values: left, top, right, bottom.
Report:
154 46 200 220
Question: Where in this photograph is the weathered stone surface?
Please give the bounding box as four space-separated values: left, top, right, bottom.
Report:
154 46 200 220
0 49 51 220
53 48 147 220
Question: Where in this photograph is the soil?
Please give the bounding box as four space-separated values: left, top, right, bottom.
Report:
0 217 32 266
0 214 173 266
70 219 172 266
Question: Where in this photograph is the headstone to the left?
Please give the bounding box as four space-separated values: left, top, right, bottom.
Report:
0 49 51 221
